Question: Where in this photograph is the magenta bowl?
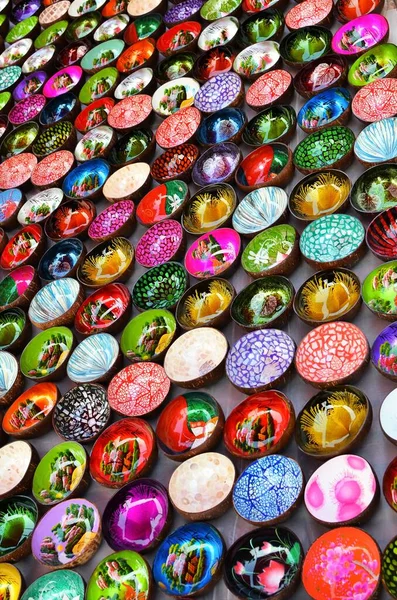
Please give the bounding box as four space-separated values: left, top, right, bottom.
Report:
136 219 185 268
8 95 46 125
185 227 241 279
332 14 389 57
43 66 83 99
88 200 135 242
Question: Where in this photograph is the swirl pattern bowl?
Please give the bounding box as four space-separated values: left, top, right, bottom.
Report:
354 117 397 167
67 333 121 383
232 187 288 237
28 278 83 330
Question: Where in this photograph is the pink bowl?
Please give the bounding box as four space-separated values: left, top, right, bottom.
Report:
332 14 389 56
88 200 135 241
185 227 241 279
43 66 83 98
136 219 184 268
9 95 46 125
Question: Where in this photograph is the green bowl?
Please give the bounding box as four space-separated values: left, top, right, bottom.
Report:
0 307 28 351
81 39 125 73
0 495 38 561
0 92 11 112
20 326 74 381
132 262 189 311
32 441 88 506
6 16 38 43
21 572 84 600
293 126 355 174
348 43 397 87
79 66 119 104
280 26 332 66
0 66 21 92
34 20 69 50
243 106 296 146
241 224 299 278
66 11 101 42
120 308 176 362
0 121 39 158
200 0 242 21
362 261 397 319
32 121 75 158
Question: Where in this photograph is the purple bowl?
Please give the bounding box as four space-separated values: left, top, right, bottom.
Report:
332 14 389 56
43 66 83 99
9 94 46 125
164 0 204 26
194 72 243 113
192 142 242 186
226 328 295 393
13 71 47 102
371 322 397 380
102 478 170 553
136 219 184 268
12 0 41 21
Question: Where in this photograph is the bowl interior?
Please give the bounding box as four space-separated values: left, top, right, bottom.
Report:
243 106 295 146
18 188 64 226
362 261 397 316
20 326 73 378
79 66 118 104
114 67 153 99
0 307 26 349
280 26 331 64
67 333 119 382
197 108 245 145
117 39 155 73
294 126 355 171
151 143 198 180
367 207 397 259
185 227 240 278
156 52 195 82
332 14 388 55
1 121 39 158
43 66 82 98
193 142 241 186
29 278 80 324
194 46 234 82
120 309 176 361
53 383 110 441
350 164 397 213
74 97 115 133
108 129 152 167
78 237 133 286
47 199 95 240
0 265 35 308
136 220 183 267
298 88 351 131
39 93 78 126
182 183 236 234
232 276 293 327
133 262 188 311
88 200 134 240
157 21 201 54
354 117 397 165
240 10 283 44
234 41 280 79
0 224 42 270
177 278 234 329
236 144 290 189
38 238 84 280
290 170 351 220
0 495 38 557
21 568 84 600
75 283 130 334
348 43 397 86
152 77 200 118
300 214 364 263
233 187 288 235
0 188 24 221
3 382 58 434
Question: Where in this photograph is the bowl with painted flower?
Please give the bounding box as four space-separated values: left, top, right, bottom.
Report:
74 283 131 335
74 126 116 162
34 20 69 50
192 142 241 187
155 53 196 84
196 108 246 147
23 45 57 74
18 188 64 226
0 265 40 311
38 238 86 282
77 237 134 288
233 41 280 80
79 67 119 104
289 169 351 221
12 72 47 103
0 121 39 158
57 41 90 68
372 323 397 381
362 261 397 320
151 143 199 183
156 22 201 57
62 158 110 201
151 76 200 118
348 43 397 88
332 14 389 57
0 38 33 69
39 93 81 128
294 55 348 99
242 106 296 146
193 47 235 82
88 200 135 243
20 326 74 381
185 227 241 279
0 225 45 270
0 189 27 229
132 262 189 311
120 308 177 363
235 143 294 192
232 187 288 237
94 13 129 42
198 16 239 52
182 183 237 235
176 277 235 330
136 180 190 226
367 207 397 260
136 220 185 267
241 224 300 279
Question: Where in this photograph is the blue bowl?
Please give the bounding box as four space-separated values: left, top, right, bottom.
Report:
38 238 85 281
39 92 79 127
297 87 351 133
196 108 247 147
62 158 110 201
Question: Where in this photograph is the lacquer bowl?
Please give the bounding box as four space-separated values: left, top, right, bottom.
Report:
334 0 383 22
103 163 151 203
0 224 45 270
77 237 134 288
241 224 300 279
367 208 397 260
233 41 280 81
32 498 101 569
383 534 397 597
194 47 235 82
0 189 24 229
296 321 369 387
0 66 21 95
39 1 70 27
239 10 285 44
192 142 241 186
231 276 294 330
22 572 84 600
67 333 121 383
123 13 164 44
286 0 332 29
2 382 58 439
0 265 39 311
280 26 332 66
0 495 38 562
87 551 152 599
175 277 234 331
90 418 157 487
34 21 68 50
12 71 47 103
0 307 30 353
372 323 397 383
294 268 361 326
294 126 355 174
156 106 201 149
136 220 185 267
235 143 294 191
136 180 190 226
0 441 39 500
81 39 125 73
200 0 242 19
66 11 101 42
354 117 397 167
352 78 397 124
0 121 38 158
18 189 64 227
88 200 135 244
362 261 397 320
114 67 156 98
74 282 131 336
297 88 351 133
332 14 389 57
243 105 296 146
164 0 202 26
6 18 39 44
74 97 115 134
296 385 372 459
102 478 170 553
38 238 86 281
57 41 90 68
42 66 82 99
198 16 239 50
182 183 236 235
107 129 155 168
151 143 199 183
32 441 88 507
30 150 75 189
20 326 74 382
116 39 157 74
156 21 201 57
79 67 119 105
383 457 397 513
294 54 348 98
132 262 188 312
155 52 195 83
381 389 397 445
94 14 129 42
185 227 241 279
12 0 41 21
127 0 166 18
53 383 110 443
0 350 24 407
120 308 176 363
75 125 116 162
196 108 246 147
300 214 365 269
226 328 295 393
165 327 228 388
194 72 243 113
107 94 153 131
45 199 96 240
224 390 295 459
232 186 288 237
32 121 76 159
28 278 83 330
151 76 200 118
289 169 351 221
108 362 170 417
0 153 37 189
62 158 110 201
348 43 397 87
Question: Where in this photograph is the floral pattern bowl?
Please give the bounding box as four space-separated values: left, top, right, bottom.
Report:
354 117 397 167
132 262 189 311
362 261 397 320
367 207 397 260
332 14 389 57
120 308 176 363
294 55 348 98
182 183 236 235
67 333 121 383
241 223 300 278
198 16 239 51
185 227 241 279
232 186 288 237
88 200 135 243
289 169 351 221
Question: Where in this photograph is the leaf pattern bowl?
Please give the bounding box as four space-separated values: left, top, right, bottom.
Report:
350 163 397 214
32 121 77 159
132 262 189 311
196 108 247 147
67 333 122 383
232 186 288 237
354 117 397 167
294 54 348 99
176 277 235 330
20 326 74 382
28 278 84 330
289 169 351 221
241 223 300 278
192 142 242 186
367 207 397 260
182 182 236 235
362 261 397 321
239 9 285 45
280 26 332 67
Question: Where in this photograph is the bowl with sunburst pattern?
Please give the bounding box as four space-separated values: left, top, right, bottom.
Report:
176 277 235 330
289 170 351 221
77 237 134 288
294 268 361 326
182 183 237 235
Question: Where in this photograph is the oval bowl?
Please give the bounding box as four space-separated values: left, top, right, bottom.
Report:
0 495 38 562
116 38 157 74
372 323 397 381
74 282 131 336
77 237 134 288
87 551 152 598
289 169 351 221
114 67 155 99
74 125 116 162
241 223 300 278
2 382 59 439
243 105 296 146
185 227 241 279
176 277 235 331
30 150 75 189
297 87 351 133
38 238 86 281
57 41 90 68
0 189 25 229
194 46 235 82
132 261 188 312
362 261 397 320
62 158 110 201
200 0 242 20
155 52 195 83
66 11 101 42
136 180 189 226
294 267 361 326
285 0 332 29
45 198 96 241
192 142 241 187
94 13 129 42
67 333 121 383
0 440 39 500
107 129 155 168
136 219 185 267
151 76 200 118
0 265 39 311
182 183 236 235
0 153 38 192
335 0 383 22
348 43 397 87
294 54 348 98
293 126 355 174
20 326 74 382
42 66 83 99
88 200 135 243
198 16 239 51
103 163 151 203
151 143 199 183
196 107 246 147
235 143 294 192
280 26 332 67
32 121 76 159
12 72 47 103
123 13 163 44
332 14 389 57
383 457 397 514
194 71 243 113
21 571 84 600
74 97 115 134
0 224 45 271
107 95 152 132
0 121 39 159
354 117 397 167
8 95 45 127
233 41 280 81
120 308 176 363
352 78 397 123
24 46 56 74
78 67 119 105
232 186 288 237
239 10 285 44
34 20 68 50
0 306 30 353
350 163 397 214
28 278 83 330
81 39 125 73
156 106 201 150
18 188 64 227
156 21 201 57
367 207 397 260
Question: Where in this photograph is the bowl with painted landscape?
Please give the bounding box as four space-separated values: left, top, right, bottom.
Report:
332 14 389 57
123 13 163 43
23 45 56 73
79 67 119 105
77 237 134 288
185 228 241 279
108 129 154 168
62 159 110 201
372 322 397 381
196 108 246 147
74 283 131 335
242 106 296 146
39 94 80 128
136 180 190 226
81 39 124 73
28 278 83 330
136 220 185 268
155 53 195 83
362 261 397 320
300 214 365 269
132 262 188 311
176 277 235 330
232 187 288 237
116 39 157 74
348 43 397 87
280 26 332 66
294 268 361 326
66 11 101 42
45 199 95 241
0 307 29 353
74 97 115 134
0 225 45 271
38 238 86 281
354 117 397 167
231 276 294 330
182 183 236 235
2 382 59 439
74 126 116 162
20 326 74 381
294 126 355 174
43 66 83 99
0 38 33 69
67 333 121 383
297 88 351 133
0 122 39 158
94 14 129 42
34 20 68 50
192 142 241 186
151 77 200 118
350 163 397 214
194 47 234 82
0 495 38 562
198 16 239 52
235 144 294 192
32 121 76 159
13 72 48 103
156 22 201 57
233 41 280 80
367 208 397 260
57 41 90 68
241 224 300 278
239 10 285 45
120 308 177 362
114 68 155 98
200 0 242 21
289 170 351 221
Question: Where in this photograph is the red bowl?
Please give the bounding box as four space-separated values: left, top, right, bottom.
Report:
74 282 131 335
156 21 201 56
45 198 96 241
30 150 74 188
0 224 45 270
74 97 115 133
107 94 152 131
116 38 157 73
0 153 37 190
